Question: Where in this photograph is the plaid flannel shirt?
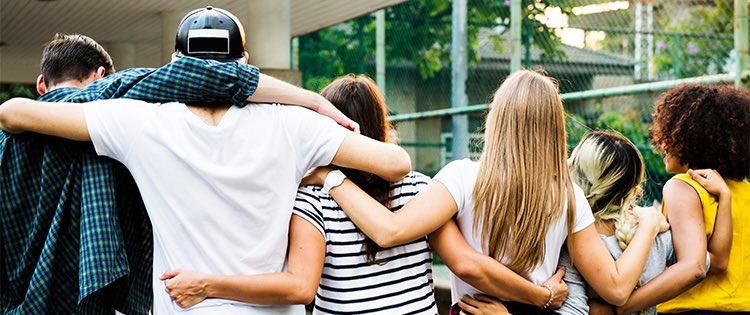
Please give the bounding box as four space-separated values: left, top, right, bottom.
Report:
0 57 260 315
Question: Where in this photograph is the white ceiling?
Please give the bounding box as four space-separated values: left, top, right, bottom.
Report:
0 0 405 47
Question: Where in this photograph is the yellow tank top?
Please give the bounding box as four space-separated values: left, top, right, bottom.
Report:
657 174 750 312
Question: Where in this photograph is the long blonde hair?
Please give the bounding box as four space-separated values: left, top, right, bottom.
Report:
472 70 575 276
568 130 645 250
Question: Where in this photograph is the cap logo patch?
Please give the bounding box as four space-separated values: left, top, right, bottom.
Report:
187 29 230 54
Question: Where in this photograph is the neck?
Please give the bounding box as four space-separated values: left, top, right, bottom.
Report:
186 104 231 126
48 81 86 91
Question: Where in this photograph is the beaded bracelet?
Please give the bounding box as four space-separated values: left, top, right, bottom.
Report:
542 284 555 309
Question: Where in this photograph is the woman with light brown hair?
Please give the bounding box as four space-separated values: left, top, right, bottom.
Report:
154 74 567 314
303 70 669 313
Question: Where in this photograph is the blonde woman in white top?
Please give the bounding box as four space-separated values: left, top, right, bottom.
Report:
304 70 669 313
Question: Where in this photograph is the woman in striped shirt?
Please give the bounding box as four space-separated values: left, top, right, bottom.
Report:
157 74 565 314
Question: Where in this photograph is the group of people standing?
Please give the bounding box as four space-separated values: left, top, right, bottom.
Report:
1 6 749 315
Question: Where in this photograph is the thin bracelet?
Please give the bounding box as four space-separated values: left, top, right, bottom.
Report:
542 284 555 309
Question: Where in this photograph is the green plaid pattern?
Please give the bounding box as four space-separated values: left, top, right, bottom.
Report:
1 57 260 314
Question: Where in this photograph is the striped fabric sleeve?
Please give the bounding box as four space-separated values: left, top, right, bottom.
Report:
293 186 326 239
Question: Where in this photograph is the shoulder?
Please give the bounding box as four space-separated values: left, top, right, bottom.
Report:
397 171 431 186
87 98 159 108
663 176 703 205
445 158 479 171
296 185 323 202
435 159 478 182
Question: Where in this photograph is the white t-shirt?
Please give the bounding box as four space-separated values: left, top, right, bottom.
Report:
83 100 348 315
432 159 595 303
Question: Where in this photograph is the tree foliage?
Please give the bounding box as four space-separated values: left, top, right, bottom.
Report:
298 0 573 91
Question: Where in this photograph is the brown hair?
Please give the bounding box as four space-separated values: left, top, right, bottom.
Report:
320 74 394 263
40 33 114 86
651 84 750 181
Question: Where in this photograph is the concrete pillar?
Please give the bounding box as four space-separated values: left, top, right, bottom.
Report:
106 42 136 70
244 0 291 69
161 9 184 64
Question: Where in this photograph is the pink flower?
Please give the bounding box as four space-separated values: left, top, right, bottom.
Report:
687 42 699 55
656 40 666 51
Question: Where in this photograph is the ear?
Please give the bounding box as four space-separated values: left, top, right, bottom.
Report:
241 51 250 64
36 74 48 95
94 66 107 79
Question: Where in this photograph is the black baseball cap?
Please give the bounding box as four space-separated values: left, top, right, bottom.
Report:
174 6 246 61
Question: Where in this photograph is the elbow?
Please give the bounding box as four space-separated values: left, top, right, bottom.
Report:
373 230 401 248
382 146 411 182
691 263 708 281
288 282 317 305
0 98 28 134
450 258 483 284
712 262 728 275
604 289 629 307
0 102 17 133
709 256 728 275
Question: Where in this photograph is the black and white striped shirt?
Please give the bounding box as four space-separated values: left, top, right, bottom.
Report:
293 172 437 315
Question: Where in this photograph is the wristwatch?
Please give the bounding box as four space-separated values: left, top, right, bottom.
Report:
321 170 347 194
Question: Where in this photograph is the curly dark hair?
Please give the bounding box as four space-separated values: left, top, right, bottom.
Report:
651 84 750 181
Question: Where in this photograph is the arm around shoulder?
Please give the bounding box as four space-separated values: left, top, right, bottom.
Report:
0 98 90 141
332 132 411 182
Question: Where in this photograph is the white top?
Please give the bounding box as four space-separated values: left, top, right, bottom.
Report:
293 172 437 315
84 100 348 315
432 159 595 303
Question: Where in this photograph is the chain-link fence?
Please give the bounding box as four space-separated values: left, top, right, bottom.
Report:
296 0 743 203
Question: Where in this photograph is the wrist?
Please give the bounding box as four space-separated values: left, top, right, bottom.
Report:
531 285 550 307
204 276 218 297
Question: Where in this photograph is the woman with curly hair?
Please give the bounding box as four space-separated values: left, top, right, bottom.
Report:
613 84 750 314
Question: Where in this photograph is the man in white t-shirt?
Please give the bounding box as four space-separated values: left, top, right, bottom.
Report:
0 9 412 315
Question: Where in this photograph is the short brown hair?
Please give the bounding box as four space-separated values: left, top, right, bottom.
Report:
651 84 750 180
40 33 114 86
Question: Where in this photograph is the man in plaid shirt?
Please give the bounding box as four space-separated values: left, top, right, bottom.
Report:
0 32 356 314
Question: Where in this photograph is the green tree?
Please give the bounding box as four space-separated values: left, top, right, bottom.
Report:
0 84 36 103
299 0 574 90
651 1 734 78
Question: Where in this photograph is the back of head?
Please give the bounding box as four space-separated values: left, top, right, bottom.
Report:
40 33 114 86
174 6 246 62
569 130 645 249
652 84 750 181
472 70 572 276
320 74 393 263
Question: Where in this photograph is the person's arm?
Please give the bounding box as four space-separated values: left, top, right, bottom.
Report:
428 220 567 308
457 294 511 315
614 179 708 314
568 206 665 306
249 73 358 132
0 98 89 140
329 133 412 182
59 57 358 131
162 215 325 307
687 169 732 274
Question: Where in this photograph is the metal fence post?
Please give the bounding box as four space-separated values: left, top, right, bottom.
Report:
735 0 749 88
451 0 470 159
291 37 299 71
376 10 387 95
510 0 522 73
